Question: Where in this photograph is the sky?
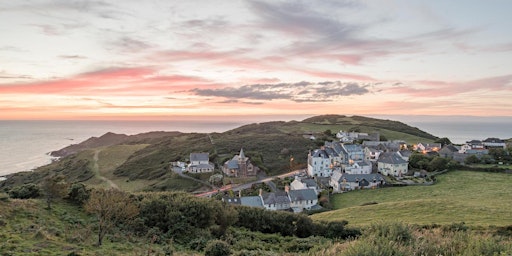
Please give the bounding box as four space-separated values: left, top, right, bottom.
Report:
1 0 512 120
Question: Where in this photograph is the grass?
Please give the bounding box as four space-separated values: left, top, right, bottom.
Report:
313 170 512 227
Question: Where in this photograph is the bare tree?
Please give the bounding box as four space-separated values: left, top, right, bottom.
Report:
84 188 139 246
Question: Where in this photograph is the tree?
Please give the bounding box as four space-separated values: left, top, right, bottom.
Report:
428 157 449 172
84 188 139 246
41 174 69 210
67 183 90 206
464 155 480 165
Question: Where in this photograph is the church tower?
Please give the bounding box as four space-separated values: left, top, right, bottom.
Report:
238 148 247 177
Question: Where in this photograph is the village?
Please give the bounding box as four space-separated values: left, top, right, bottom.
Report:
171 130 509 213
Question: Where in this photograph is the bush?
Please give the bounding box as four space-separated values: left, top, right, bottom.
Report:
8 183 40 199
204 240 231 256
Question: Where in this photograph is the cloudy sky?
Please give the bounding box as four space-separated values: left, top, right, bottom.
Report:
1 0 511 120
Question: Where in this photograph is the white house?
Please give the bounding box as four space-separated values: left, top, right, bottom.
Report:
344 161 372 174
307 149 333 177
364 147 382 162
377 152 408 177
482 138 506 149
330 170 385 192
290 176 319 195
187 152 214 173
287 187 318 213
261 191 291 211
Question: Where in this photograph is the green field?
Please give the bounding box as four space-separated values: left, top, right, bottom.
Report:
313 171 512 227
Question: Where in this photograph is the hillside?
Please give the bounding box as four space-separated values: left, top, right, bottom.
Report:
0 115 438 192
313 170 512 227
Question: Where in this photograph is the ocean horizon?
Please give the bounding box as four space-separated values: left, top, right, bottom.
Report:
1 115 511 177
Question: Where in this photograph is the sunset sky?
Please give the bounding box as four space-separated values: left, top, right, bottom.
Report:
1 0 512 120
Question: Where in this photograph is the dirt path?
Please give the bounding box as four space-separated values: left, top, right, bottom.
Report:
93 149 120 190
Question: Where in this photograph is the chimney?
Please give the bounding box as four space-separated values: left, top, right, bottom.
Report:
238 190 242 198
285 185 290 193
259 188 262 196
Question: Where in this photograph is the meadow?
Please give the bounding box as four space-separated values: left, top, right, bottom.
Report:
313 170 512 227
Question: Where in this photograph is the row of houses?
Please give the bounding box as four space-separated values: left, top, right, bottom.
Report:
418 138 507 163
223 176 320 213
307 141 410 178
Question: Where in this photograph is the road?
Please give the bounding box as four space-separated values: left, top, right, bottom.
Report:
195 169 306 197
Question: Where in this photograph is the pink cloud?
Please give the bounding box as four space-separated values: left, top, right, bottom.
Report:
388 75 512 97
0 67 214 96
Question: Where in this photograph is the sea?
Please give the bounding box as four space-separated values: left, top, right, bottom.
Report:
1 115 511 177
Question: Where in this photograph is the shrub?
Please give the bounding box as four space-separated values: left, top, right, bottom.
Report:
204 240 231 256
8 183 40 199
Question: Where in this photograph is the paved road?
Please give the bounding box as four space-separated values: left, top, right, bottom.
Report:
195 169 306 197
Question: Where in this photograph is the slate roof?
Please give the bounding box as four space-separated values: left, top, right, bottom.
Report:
301 178 318 188
343 144 363 153
240 196 264 208
222 196 241 205
288 189 317 202
377 152 408 164
226 159 239 169
262 191 290 205
332 171 385 183
483 138 504 143
440 145 458 153
191 163 214 169
190 152 209 162
311 149 329 158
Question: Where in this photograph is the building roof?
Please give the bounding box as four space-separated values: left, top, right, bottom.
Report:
240 196 264 208
190 163 214 169
483 138 504 143
377 152 408 164
343 144 363 153
398 150 413 157
288 189 317 202
222 196 241 205
262 191 290 205
225 159 239 169
190 152 209 162
440 144 459 153
311 149 329 158
324 147 339 157
301 178 318 188
332 171 385 183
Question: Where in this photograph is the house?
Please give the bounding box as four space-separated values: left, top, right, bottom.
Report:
415 143 441 153
222 148 258 177
438 145 459 159
187 153 214 173
290 176 319 195
482 138 506 149
340 144 365 162
377 152 408 177
344 161 372 174
459 141 488 154
330 170 385 192
261 190 291 211
364 147 382 162
397 150 412 161
307 149 333 177
287 187 318 212
362 141 401 152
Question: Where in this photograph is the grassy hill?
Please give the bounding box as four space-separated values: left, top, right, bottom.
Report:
0 115 438 192
313 170 512 227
